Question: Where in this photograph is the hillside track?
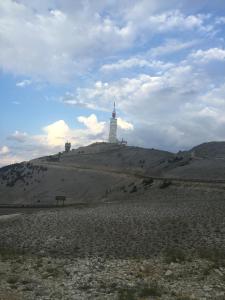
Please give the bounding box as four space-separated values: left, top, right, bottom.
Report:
37 161 225 186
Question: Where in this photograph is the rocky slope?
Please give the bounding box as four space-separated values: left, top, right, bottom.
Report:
1 184 225 299
1 141 225 299
1 253 225 300
1 141 225 205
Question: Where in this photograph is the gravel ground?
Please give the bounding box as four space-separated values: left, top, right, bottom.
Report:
0 186 225 258
0 254 225 299
1 186 225 299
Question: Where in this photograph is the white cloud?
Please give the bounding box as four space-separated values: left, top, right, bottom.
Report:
7 131 28 143
101 57 173 72
190 48 225 63
66 64 206 115
150 39 198 57
203 83 225 107
12 101 20 105
16 79 32 87
77 114 106 135
0 0 134 82
117 118 134 130
147 10 206 31
1 113 135 166
0 1 214 82
1 0 225 161
0 146 10 155
216 16 225 24
31 115 108 150
59 51 225 151
101 58 152 71
41 120 70 147
132 10 212 35
0 154 24 167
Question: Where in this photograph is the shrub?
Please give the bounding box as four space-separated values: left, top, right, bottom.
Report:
118 283 162 300
138 283 161 297
130 185 137 193
164 247 187 263
197 247 225 264
7 275 19 285
6 181 15 187
45 266 60 277
118 288 136 300
159 179 172 189
142 178 153 186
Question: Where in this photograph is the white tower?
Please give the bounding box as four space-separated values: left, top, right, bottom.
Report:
108 102 118 143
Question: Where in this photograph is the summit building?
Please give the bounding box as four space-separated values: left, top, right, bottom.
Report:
108 102 118 143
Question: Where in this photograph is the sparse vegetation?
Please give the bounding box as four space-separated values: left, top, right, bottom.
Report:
163 248 187 263
6 275 19 285
1 143 225 299
196 247 225 264
130 185 137 193
117 287 136 300
142 177 153 186
175 294 194 300
138 282 162 297
0 162 47 189
159 179 172 189
45 266 60 277
117 282 162 300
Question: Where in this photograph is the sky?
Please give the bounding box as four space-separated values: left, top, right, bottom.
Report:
0 0 225 166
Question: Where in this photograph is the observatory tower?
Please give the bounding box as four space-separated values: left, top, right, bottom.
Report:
108 102 118 143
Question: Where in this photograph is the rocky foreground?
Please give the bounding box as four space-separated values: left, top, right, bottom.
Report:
1 252 225 300
0 185 225 299
1 185 225 258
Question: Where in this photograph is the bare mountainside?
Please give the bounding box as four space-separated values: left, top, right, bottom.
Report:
1 142 225 299
1 141 225 205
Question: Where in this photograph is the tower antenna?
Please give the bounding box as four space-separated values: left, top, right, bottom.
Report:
112 101 116 119
109 102 118 143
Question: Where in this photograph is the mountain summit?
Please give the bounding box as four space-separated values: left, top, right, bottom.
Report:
1 141 225 205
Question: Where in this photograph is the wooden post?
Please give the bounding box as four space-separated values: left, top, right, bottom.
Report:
55 196 66 206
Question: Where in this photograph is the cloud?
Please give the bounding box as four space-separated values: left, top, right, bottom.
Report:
190 48 225 63
0 154 24 167
117 118 134 131
0 146 10 155
145 10 209 32
7 131 28 143
41 120 70 147
1 0 225 164
149 39 198 57
101 58 152 72
100 58 173 72
0 112 135 166
35 116 107 150
65 65 205 115
77 114 106 135
12 101 20 105
16 79 32 87
60 49 225 152
0 1 215 82
0 0 134 82
216 17 225 25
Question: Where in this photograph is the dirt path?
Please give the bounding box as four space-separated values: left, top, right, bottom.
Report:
37 161 225 185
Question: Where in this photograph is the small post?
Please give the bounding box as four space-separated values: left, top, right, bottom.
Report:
55 196 66 206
